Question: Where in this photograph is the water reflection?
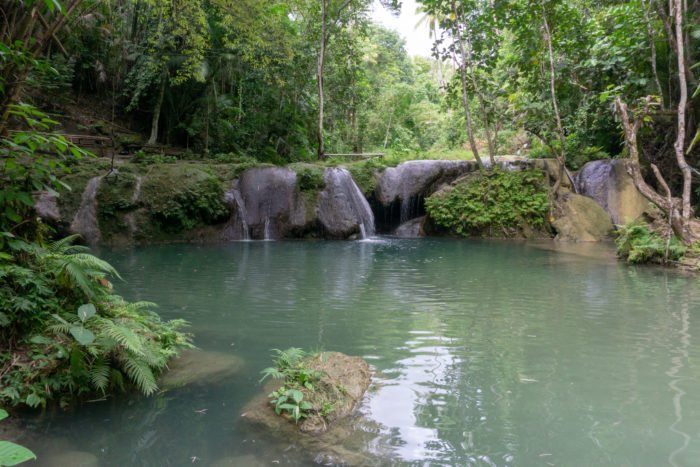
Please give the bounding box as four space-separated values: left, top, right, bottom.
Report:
17 239 700 466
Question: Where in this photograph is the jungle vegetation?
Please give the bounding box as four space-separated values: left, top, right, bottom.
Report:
0 0 699 413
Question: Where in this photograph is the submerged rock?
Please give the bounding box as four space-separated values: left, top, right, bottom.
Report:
242 352 371 436
575 160 649 225
211 454 266 467
36 450 99 467
393 216 426 238
552 192 613 242
318 168 376 238
241 351 373 461
159 349 244 389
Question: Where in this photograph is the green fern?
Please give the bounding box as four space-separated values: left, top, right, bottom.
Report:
119 354 158 395
89 358 111 394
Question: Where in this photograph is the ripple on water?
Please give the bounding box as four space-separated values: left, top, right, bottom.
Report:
17 239 700 466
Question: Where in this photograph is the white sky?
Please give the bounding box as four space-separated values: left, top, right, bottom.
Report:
370 0 434 57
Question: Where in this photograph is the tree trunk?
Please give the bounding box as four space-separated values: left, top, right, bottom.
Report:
148 73 166 145
317 0 327 159
672 0 692 226
459 5 496 165
615 97 699 243
642 0 665 108
451 0 485 170
541 0 567 195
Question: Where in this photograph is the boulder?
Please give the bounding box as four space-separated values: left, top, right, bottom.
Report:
376 160 478 206
237 168 307 239
240 352 381 465
317 168 376 238
575 160 650 225
159 349 244 389
552 192 614 242
241 352 370 435
393 216 426 238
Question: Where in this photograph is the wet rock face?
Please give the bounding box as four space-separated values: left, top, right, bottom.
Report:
34 191 61 223
237 168 307 239
69 176 103 245
575 160 649 225
552 192 614 242
317 168 375 239
374 160 479 232
376 160 478 206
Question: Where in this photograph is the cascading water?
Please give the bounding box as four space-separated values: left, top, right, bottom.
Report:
70 176 103 245
263 217 272 241
223 182 251 241
323 168 375 239
125 176 142 240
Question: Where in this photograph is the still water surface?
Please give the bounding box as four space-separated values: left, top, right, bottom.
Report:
22 239 700 466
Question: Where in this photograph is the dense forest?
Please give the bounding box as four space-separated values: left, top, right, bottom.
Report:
2 0 699 234
0 0 699 451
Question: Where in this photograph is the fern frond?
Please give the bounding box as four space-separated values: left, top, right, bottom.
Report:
98 320 145 356
47 322 72 335
119 354 158 395
89 359 110 394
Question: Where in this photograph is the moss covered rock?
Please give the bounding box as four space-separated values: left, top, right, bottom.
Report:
552 192 613 242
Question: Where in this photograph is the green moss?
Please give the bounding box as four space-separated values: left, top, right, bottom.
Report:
346 159 385 197
290 163 326 191
139 164 228 235
96 173 140 241
425 169 550 237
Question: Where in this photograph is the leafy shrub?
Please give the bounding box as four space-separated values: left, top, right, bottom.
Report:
0 236 191 408
425 169 550 237
616 221 686 264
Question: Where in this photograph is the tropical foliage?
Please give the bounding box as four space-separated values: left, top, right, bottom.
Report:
426 170 550 237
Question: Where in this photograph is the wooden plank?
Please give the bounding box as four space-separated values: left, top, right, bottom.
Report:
324 153 384 159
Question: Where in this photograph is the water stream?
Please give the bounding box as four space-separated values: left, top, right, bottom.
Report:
18 239 700 466
69 176 103 245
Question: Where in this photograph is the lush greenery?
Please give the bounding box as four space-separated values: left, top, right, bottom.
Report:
615 221 686 264
425 170 550 237
0 409 35 466
0 234 192 408
261 348 324 423
1 43 191 408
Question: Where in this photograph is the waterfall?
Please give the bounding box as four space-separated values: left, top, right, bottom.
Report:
223 182 251 241
70 176 103 245
326 168 375 239
263 217 271 241
125 176 142 240
232 187 250 241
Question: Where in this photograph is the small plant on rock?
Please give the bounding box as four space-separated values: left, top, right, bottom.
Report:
260 348 324 423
